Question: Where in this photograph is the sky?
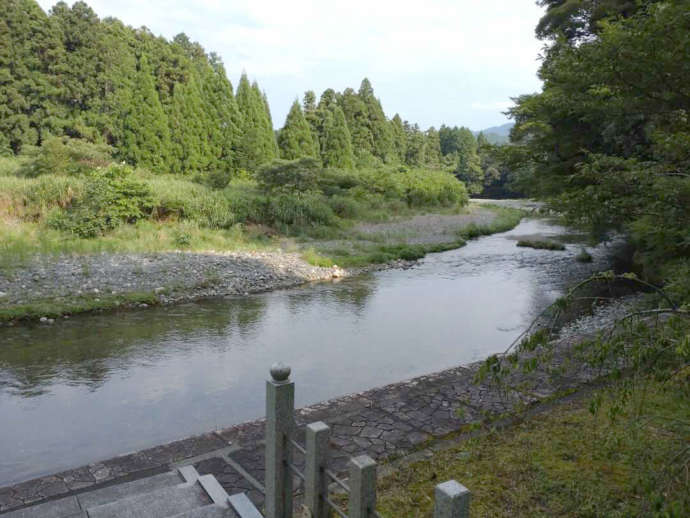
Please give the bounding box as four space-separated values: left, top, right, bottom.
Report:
37 0 546 131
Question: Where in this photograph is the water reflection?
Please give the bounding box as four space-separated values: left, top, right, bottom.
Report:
0 218 620 485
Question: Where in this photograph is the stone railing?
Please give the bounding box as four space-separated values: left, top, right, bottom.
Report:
264 363 471 518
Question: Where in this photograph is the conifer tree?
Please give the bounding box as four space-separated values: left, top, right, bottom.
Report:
404 123 426 166
255 82 279 157
454 128 483 193
199 54 242 172
358 78 394 162
338 87 374 160
235 73 277 170
120 55 171 172
51 1 107 140
302 90 321 152
390 114 407 163
319 103 354 169
278 100 319 160
168 73 210 174
424 127 442 169
0 0 64 152
97 18 137 147
476 131 490 150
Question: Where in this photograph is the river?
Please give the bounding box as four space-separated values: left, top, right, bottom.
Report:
0 217 622 485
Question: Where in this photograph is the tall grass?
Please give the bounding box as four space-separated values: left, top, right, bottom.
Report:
0 153 473 262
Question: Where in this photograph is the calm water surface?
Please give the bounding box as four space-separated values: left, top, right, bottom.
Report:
0 219 619 485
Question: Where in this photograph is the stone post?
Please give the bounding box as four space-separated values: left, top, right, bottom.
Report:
348 455 377 518
265 363 294 518
434 480 471 518
304 421 330 518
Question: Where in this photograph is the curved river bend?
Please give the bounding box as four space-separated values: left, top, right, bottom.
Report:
0 218 620 485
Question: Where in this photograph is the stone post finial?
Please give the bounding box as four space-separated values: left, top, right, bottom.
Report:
270 362 291 383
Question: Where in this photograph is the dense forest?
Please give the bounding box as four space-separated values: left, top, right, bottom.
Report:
0 0 502 194
507 0 689 291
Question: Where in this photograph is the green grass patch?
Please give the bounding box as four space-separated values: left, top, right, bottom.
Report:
375 377 690 517
575 248 593 262
315 241 468 268
0 220 274 269
517 239 566 251
301 248 335 267
0 291 159 323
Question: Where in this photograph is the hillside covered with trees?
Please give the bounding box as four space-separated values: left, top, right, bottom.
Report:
2 0 535 278
0 0 499 189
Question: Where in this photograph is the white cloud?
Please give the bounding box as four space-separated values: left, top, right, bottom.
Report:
37 0 545 129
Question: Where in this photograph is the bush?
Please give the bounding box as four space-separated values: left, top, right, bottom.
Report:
18 137 113 177
256 158 321 192
49 164 153 238
0 156 23 177
23 176 84 219
267 192 337 227
146 176 235 229
327 195 366 219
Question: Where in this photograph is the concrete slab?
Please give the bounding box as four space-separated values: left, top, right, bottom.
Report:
1 495 81 518
77 471 183 508
86 483 210 518
228 493 263 518
170 505 238 517
198 475 229 507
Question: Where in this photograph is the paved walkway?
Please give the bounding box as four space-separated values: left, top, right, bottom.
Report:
0 333 595 514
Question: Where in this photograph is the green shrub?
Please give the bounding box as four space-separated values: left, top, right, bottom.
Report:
223 181 268 224
147 176 235 229
661 259 690 305
575 248 593 262
315 168 361 196
327 195 365 219
267 192 337 227
204 169 233 190
23 176 84 219
256 158 321 192
18 137 113 177
517 239 566 251
49 164 153 238
0 156 23 176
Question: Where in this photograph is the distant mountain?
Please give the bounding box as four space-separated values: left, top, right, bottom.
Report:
474 122 514 145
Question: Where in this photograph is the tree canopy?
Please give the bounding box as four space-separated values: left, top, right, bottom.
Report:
509 0 690 278
0 0 477 188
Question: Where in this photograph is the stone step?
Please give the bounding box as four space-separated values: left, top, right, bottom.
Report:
86 482 211 518
77 471 186 509
228 493 263 518
169 504 238 517
0 496 84 518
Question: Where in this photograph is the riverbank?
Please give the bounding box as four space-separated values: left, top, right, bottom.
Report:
0 293 647 514
0 203 526 323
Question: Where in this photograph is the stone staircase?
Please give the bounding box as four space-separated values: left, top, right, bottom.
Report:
2 466 261 518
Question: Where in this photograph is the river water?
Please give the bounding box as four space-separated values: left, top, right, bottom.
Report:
0 218 620 485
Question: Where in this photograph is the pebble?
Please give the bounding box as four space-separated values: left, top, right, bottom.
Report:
0 251 402 320
557 294 646 341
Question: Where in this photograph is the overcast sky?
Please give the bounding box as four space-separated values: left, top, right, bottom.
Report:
37 0 546 131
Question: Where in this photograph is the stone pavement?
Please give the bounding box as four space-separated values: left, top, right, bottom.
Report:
0 335 596 515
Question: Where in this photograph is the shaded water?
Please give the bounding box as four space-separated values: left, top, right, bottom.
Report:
0 219 620 485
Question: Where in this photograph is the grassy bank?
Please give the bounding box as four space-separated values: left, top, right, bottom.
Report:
301 205 526 267
0 152 474 267
0 291 160 323
375 375 689 517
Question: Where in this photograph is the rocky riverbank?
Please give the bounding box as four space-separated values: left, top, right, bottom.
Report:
0 204 525 323
0 250 396 323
